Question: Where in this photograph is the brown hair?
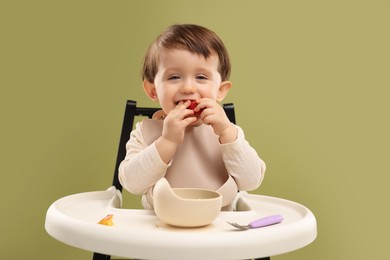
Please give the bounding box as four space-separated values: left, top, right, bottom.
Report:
142 24 231 83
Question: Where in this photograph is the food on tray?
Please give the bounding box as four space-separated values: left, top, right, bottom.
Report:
98 214 114 226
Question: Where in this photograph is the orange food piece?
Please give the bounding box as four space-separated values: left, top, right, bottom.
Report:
98 214 114 226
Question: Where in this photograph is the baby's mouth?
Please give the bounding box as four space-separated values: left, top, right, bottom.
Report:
176 100 197 110
176 99 194 105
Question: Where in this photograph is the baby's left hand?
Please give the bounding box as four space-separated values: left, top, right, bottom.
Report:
196 98 237 143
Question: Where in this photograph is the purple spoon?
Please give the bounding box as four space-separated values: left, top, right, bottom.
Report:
228 215 283 230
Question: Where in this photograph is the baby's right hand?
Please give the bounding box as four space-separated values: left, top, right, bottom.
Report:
161 101 197 145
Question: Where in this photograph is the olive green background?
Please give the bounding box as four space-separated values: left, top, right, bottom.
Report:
1 0 389 259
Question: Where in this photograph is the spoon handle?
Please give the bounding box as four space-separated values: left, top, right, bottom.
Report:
249 215 284 229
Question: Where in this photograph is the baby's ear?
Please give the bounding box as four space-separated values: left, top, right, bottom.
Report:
217 81 232 102
143 80 158 101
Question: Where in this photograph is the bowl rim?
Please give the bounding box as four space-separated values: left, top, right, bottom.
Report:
171 187 222 202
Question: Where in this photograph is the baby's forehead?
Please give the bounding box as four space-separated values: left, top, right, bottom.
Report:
158 49 220 69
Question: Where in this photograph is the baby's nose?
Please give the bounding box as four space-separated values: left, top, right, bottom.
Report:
181 83 196 93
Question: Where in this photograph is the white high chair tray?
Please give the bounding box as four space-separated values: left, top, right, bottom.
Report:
45 187 317 260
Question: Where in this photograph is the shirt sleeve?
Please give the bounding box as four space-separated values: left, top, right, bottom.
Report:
118 122 169 196
221 124 266 191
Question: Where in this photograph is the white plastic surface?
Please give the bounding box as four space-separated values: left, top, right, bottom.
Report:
45 187 317 260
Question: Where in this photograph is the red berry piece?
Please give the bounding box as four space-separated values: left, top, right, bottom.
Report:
188 100 197 110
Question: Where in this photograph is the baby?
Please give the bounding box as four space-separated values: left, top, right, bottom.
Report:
119 24 266 210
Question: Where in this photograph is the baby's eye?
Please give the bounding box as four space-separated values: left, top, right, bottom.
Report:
196 74 208 80
168 75 181 80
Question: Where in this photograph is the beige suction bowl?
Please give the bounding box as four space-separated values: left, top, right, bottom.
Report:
153 178 222 227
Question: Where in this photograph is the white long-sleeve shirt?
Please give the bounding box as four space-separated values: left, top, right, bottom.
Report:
119 119 266 209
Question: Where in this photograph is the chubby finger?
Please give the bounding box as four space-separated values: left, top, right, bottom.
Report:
176 100 192 108
195 98 219 111
170 109 194 121
183 116 198 124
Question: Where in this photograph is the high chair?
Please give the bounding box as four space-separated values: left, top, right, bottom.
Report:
45 100 317 260
94 100 271 260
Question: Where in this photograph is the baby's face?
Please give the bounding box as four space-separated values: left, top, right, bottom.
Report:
153 49 223 114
